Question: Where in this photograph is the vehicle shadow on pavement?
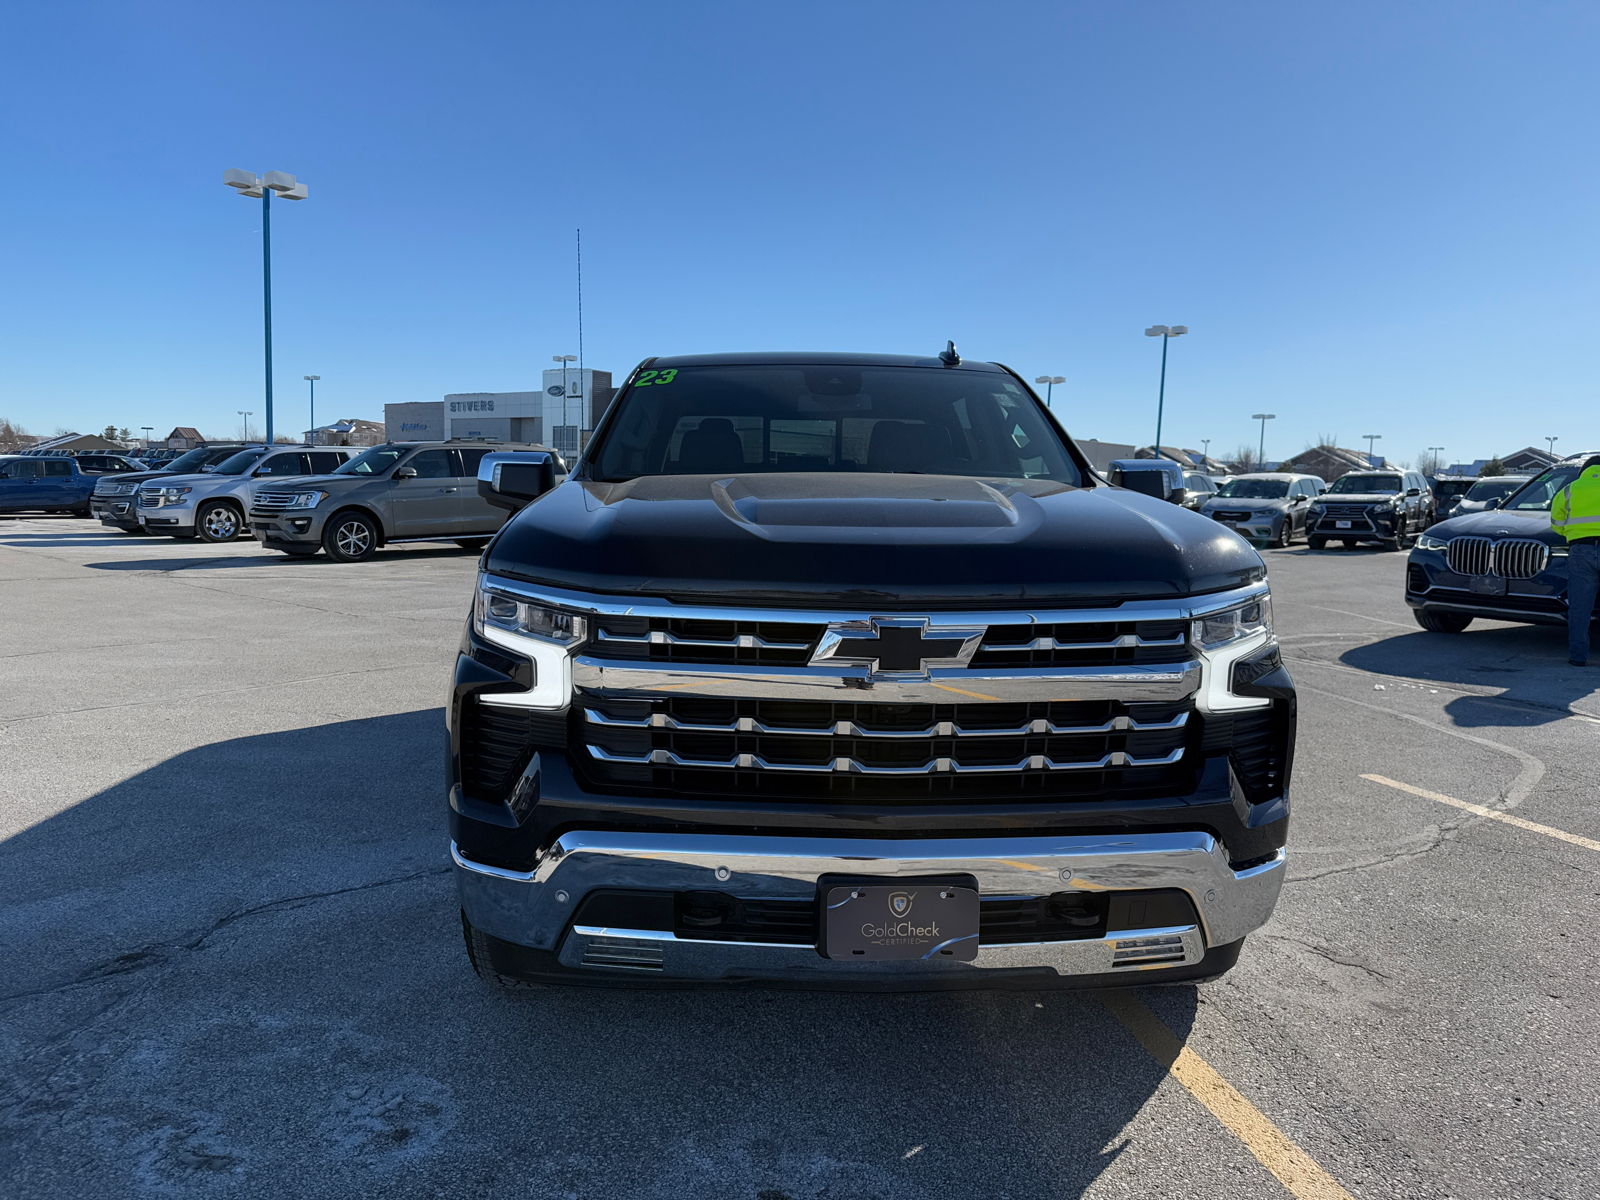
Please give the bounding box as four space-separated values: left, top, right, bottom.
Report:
1340 628 1600 726
0 711 1200 1199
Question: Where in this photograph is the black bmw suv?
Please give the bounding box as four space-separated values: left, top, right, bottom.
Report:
1407 454 1595 633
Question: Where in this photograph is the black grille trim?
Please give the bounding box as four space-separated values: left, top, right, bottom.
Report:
458 700 568 802
576 694 1197 803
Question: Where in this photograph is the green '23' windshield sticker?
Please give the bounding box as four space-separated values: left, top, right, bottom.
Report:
633 368 678 387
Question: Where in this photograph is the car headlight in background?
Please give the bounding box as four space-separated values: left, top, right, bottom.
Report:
1192 594 1272 649
474 583 588 647
1416 532 1448 551
283 490 328 510
156 487 192 503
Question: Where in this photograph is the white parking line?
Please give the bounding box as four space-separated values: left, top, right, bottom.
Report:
1363 774 1600 852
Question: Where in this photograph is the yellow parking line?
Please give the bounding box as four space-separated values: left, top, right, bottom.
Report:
1362 773 1600 852
1100 992 1356 1200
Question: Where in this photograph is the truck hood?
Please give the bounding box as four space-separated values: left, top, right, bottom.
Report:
1316 492 1401 503
487 473 1266 606
1426 507 1558 543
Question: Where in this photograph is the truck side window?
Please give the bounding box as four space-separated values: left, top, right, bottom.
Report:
257 453 312 476
41 460 72 476
455 449 488 477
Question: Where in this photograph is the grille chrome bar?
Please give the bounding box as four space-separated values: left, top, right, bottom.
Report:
586 743 1188 775
595 628 813 651
982 632 1186 652
573 658 1202 704
582 706 1188 739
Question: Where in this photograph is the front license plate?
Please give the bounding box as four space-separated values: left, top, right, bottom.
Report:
1335 520 1352 529
824 884 979 961
1469 575 1507 596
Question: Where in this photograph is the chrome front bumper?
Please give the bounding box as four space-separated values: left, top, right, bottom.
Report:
453 829 1286 984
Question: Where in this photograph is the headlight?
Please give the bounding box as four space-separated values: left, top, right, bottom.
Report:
1371 496 1398 510
1192 594 1272 649
474 583 588 646
1416 532 1448 551
284 490 328 510
157 486 192 502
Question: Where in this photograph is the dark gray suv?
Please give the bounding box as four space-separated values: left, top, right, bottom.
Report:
247 439 556 562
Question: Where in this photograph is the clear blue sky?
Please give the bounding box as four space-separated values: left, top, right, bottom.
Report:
2 2 1596 467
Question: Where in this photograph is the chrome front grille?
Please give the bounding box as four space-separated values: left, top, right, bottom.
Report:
95 482 137 497
583 614 1195 672
1212 511 1252 522
1319 504 1373 517
1446 536 1492 576
1493 538 1549 580
578 694 1195 801
136 491 160 508
1445 536 1547 579
250 491 301 516
586 616 822 668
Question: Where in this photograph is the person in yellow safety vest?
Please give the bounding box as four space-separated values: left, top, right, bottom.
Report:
1550 458 1600 666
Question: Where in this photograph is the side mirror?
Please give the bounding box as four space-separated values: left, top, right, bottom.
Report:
1167 487 1186 507
1407 487 1421 496
393 466 418 480
478 451 556 512
1484 497 1502 510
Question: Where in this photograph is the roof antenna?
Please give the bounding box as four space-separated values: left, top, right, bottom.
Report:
938 340 961 366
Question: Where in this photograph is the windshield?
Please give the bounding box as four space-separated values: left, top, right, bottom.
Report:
1328 474 1401 494
1214 479 1288 499
1465 478 1528 502
161 448 215 473
1503 465 1590 511
335 444 409 476
590 365 1081 483
210 449 269 476
1433 480 1474 502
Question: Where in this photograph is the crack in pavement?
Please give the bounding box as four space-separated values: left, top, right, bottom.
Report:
1264 934 1394 982
0 865 451 1007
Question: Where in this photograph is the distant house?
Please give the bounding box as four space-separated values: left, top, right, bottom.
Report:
165 426 206 450
27 432 125 455
1500 446 1557 473
1278 445 1383 484
304 417 386 447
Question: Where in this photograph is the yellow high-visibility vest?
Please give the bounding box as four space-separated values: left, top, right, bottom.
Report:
1551 465 1600 541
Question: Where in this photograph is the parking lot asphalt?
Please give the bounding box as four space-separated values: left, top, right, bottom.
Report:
3 517 1599 1199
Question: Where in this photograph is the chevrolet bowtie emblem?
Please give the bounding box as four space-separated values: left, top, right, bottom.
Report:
808 617 986 678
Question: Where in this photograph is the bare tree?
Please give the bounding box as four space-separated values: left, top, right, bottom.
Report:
0 417 29 452
1232 444 1259 472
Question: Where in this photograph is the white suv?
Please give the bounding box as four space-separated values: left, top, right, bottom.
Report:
138 445 354 542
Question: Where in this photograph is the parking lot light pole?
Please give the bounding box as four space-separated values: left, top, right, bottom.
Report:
1363 433 1382 466
223 170 308 446
1033 375 1065 408
1252 414 1275 467
238 411 254 442
553 354 577 454
1428 446 1444 474
304 376 320 443
141 426 153 451
1145 325 1188 455
1547 436 1559 457
1201 438 1211 465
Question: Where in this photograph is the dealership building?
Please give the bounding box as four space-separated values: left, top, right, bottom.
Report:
384 368 614 456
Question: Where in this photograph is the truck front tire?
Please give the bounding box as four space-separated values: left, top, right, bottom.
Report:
322 510 379 562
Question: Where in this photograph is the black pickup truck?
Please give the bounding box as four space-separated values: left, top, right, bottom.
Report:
449 351 1293 989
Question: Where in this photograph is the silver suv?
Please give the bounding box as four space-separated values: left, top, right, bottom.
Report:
137 445 354 542
247 440 554 562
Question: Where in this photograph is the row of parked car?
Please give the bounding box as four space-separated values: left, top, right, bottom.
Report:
1108 457 1531 551
0 439 562 563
